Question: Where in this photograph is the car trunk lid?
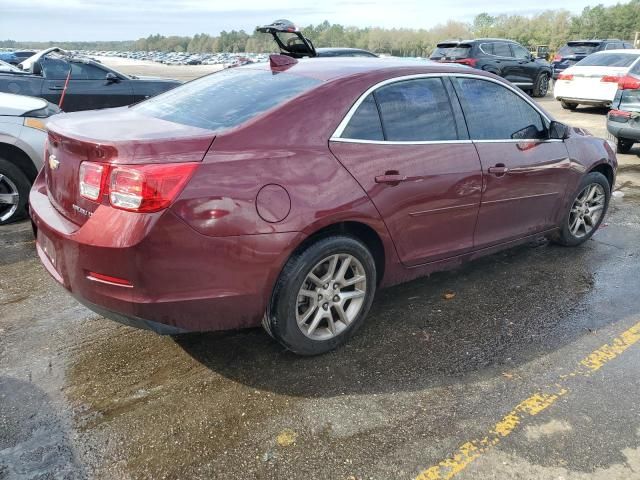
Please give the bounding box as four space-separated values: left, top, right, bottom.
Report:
44 108 215 226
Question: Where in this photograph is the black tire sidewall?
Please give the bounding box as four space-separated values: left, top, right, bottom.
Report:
268 236 377 356
533 73 549 97
0 157 30 225
556 172 610 246
561 100 578 110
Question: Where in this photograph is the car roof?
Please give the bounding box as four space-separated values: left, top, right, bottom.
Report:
241 57 471 81
588 49 640 54
0 92 48 116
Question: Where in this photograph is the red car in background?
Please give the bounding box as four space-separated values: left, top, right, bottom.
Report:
30 56 617 355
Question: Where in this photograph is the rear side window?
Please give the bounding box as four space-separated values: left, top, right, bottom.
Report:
479 43 494 55
493 42 512 57
454 78 545 140
374 78 458 141
576 53 640 67
134 68 322 131
341 94 384 140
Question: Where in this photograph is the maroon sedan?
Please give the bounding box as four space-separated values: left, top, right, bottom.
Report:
30 56 617 355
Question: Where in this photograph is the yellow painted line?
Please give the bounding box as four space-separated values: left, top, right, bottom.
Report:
415 320 640 480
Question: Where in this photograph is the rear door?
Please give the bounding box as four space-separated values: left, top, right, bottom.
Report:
510 43 538 87
452 76 575 247
329 76 483 266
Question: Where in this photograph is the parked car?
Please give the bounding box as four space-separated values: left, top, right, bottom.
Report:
0 48 181 112
0 92 60 224
606 66 640 153
0 50 36 66
430 39 552 97
553 49 640 110
30 57 616 355
257 20 377 58
552 40 634 79
0 59 23 73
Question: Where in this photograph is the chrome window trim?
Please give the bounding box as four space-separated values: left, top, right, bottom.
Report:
331 72 553 143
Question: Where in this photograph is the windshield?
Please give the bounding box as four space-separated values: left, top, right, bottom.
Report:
560 43 599 56
431 46 471 60
134 67 322 131
576 53 640 67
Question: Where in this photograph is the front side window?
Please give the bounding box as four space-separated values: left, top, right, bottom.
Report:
373 78 458 141
454 78 545 140
341 94 384 140
512 45 530 60
134 68 321 131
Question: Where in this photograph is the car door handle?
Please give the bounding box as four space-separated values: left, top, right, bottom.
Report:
488 164 509 177
375 171 408 185
48 85 65 90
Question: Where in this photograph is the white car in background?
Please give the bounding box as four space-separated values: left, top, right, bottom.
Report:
0 92 60 224
553 49 640 110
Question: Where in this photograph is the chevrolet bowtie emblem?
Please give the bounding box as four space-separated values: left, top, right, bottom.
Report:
48 154 59 170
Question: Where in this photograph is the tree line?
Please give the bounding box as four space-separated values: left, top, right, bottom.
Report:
2 1 639 56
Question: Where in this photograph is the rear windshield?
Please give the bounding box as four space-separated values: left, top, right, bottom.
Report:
431 46 471 60
619 89 640 112
559 43 599 56
134 67 322 131
576 53 640 67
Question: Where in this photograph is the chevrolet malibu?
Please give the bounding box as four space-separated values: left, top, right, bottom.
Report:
30 57 617 355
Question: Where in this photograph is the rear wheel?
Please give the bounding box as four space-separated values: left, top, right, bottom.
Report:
265 236 377 355
532 73 550 97
551 172 610 247
0 158 30 225
560 100 578 110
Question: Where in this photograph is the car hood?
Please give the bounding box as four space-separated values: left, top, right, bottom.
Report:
46 107 214 164
0 92 48 116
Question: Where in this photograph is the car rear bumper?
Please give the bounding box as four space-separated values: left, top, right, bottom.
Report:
555 96 612 106
29 172 302 333
607 121 640 141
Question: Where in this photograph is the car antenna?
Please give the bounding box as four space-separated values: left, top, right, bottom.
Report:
58 68 72 109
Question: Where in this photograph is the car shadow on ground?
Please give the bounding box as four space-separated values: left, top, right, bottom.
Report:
174 238 613 398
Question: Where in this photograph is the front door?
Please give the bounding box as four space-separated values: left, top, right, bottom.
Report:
452 76 577 248
329 77 483 266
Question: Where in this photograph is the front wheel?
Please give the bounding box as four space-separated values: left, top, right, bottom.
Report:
551 172 610 247
265 236 377 355
532 73 550 97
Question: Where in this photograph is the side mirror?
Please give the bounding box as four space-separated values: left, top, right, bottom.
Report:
105 72 119 84
549 121 569 140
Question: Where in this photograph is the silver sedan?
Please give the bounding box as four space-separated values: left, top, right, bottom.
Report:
0 92 60 224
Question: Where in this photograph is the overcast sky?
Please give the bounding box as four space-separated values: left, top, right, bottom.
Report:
0 0 625 42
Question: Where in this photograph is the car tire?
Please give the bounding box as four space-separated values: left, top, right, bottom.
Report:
560 100 578 110
265 235 377 355
0 157 30 225
551 172 610 247
608 133 633 154
532 73 550 97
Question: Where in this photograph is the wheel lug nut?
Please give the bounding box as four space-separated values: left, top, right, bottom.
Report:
333 283 339 289
324 283 329 289
323 303 329 310
318 294 323 300
333 295 340 302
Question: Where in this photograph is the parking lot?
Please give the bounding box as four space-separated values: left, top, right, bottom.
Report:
2 60 640 480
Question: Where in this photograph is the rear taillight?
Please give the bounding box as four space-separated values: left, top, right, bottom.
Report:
558 73 573 81
455 58 477 67
608 109 633 122
617 75 640 90
78 161 198 213
109 163 198 212
79 162 107 200
601 74 621 83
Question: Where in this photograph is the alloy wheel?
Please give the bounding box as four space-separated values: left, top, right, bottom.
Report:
0 174 19 223
539 75 549 95
296 253 367 341
569 183 606 238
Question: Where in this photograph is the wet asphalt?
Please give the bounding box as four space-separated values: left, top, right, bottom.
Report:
1 85 640 479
